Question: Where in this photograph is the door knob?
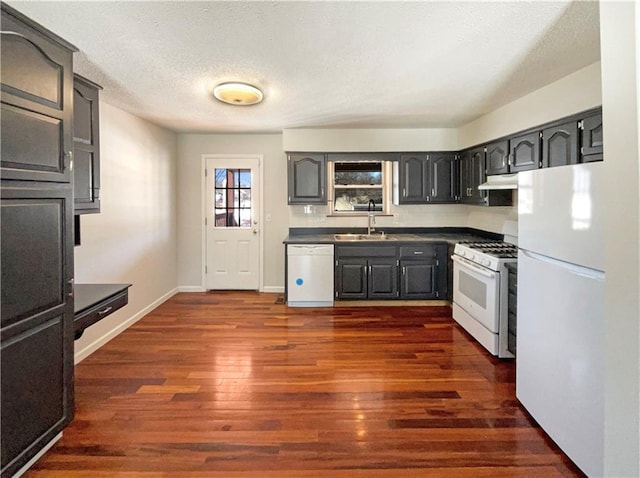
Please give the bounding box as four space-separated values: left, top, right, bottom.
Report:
253 229 258 235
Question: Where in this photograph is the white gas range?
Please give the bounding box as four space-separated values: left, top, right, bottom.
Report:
451 241 518 358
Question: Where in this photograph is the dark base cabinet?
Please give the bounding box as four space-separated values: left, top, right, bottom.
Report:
335 247 399 300
506 263 518 355
399 244 447 299
335 244 447 301
369 259 399 299
335 259 367 299
1 315 68 471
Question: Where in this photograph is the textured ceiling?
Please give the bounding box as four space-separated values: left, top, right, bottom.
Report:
8 1 600 133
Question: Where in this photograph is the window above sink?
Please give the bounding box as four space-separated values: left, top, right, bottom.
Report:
328 160 392 215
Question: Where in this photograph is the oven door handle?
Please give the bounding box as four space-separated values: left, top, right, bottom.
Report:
452 255 497 279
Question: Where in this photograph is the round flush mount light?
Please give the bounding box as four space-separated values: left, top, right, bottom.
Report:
213 82 263 106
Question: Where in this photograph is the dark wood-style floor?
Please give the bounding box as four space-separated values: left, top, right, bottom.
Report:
27 291 584 477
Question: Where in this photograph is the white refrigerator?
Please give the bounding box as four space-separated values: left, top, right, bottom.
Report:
517 162 605 477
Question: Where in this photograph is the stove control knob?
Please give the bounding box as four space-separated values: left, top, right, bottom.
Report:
483 258 491 267
469 253 475 261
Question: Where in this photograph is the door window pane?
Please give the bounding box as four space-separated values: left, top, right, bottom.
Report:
214 168 251 227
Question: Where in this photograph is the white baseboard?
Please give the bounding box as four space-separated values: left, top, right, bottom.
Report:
74 287 179 364
13 432 62 478
177 285 206 292
262 286 284 293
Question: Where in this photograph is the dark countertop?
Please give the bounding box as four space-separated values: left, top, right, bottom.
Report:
74 283 131 314
284 231 498 246
74 283 132 340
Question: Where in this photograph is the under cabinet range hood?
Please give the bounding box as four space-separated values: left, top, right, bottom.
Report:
478 174 519 190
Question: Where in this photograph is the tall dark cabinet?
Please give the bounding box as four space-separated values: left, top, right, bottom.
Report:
1 4 76 477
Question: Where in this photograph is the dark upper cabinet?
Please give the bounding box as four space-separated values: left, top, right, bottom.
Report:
287 153 326 204
460 147 486 205
581 113 603 162
429 153 458 203
509 131 540 173
398 154 429 203
542 120 579 168
73 75 102 214
0 6 76 183
507 264 517 355
0 5 75 477
485 140 509 175
397 153 457 204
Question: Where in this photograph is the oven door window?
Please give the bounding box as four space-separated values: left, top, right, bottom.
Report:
459 269 487 308
453 258 500 332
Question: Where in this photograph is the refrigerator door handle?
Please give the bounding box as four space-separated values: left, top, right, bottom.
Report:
519 249 605 281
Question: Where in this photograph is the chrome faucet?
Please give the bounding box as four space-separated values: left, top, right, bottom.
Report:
367 199 376 235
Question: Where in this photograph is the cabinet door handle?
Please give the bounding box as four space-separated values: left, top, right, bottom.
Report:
64 150 73 172
98 306 113 316
413 251 423 255
402 266 406 275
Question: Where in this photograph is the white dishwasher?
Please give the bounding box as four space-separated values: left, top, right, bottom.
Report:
287 244 334 307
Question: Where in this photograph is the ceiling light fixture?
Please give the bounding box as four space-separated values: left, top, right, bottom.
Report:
213 82 263 106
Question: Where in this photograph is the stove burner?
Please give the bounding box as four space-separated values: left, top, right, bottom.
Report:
456 241 518 259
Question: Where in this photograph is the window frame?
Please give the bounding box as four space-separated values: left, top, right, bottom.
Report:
327 160 393 216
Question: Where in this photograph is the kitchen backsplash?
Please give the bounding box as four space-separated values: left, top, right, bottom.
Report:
289 192 518 236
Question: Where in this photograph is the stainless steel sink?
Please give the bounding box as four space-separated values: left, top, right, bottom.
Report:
333 233 396 241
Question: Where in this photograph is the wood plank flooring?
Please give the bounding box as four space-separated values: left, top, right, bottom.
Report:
26 291 584 477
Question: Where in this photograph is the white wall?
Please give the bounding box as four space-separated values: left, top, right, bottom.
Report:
283 128 458 152
74 102 178 362
458 61 602 149
176 134 286 291
600 2 640 475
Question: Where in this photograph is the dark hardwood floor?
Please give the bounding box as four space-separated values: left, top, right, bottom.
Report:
27 291 584 477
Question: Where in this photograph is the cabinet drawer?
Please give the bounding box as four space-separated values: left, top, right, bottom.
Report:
74 289 128 338
399 245 435 259
335 246 396 258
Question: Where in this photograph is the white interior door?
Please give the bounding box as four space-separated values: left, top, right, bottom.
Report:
205 157 260 290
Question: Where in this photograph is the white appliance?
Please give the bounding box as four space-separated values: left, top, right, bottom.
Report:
452 241 517 358
517 162 604 477
287 244 334 307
